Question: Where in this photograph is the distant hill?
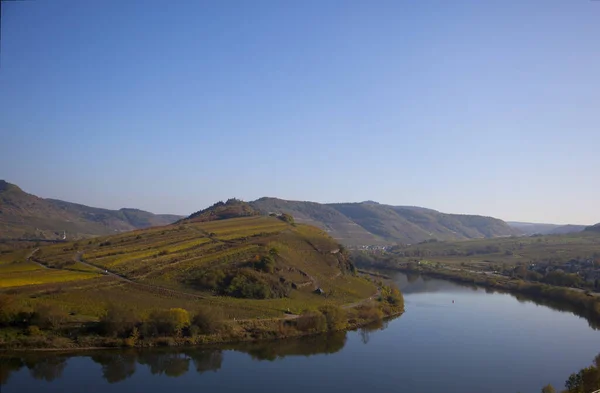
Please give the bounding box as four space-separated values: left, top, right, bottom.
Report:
185 198 260 223
250 198 519 246
507 221 587 236
0 180 182 240
585 223 600 233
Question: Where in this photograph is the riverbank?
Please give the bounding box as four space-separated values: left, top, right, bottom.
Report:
392 265 600 326
0 293 404 351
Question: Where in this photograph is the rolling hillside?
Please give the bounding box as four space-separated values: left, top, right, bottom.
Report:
507 221 586 235
0 180 182 240
586 223 600 233
0 200 400 349
1 205 377 321
250 198 519 246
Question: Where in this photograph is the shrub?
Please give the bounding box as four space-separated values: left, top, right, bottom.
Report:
226 273 271 299
191 306 227 335
155 337 175 347
0 294 15 326
380 285 404 308
123 327 139 347
318 305 346 331
195 268 288 299
195 269 227 292
296 310 327 332
147 308 190 337
357 303 384 322
26 325 43 336
99 304 140 337
278 213 295 224
31 304 67 330
254 255 275 273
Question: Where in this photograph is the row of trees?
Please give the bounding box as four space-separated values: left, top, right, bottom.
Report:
100 305 228 341
0 295 229 345
510 266 584 288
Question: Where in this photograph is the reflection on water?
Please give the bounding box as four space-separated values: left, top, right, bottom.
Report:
394 271 600 330
1 328 391 385
3 273 600 393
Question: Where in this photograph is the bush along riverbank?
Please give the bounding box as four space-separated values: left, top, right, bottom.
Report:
540 352 600 393
394 265 600 328
0 285 404 350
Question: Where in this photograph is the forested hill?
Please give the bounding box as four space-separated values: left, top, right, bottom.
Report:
0 180 182 240
249 198 520 246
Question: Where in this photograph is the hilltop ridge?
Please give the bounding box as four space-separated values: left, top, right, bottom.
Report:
0 180 182 240
185 199 260 223
249 197 519 245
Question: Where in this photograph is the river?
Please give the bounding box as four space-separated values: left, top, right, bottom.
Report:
2 272 599 393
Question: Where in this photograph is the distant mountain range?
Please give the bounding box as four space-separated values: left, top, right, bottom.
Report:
249 198 521 245
506 222 587 236
0 180 182 240
1 180 591 244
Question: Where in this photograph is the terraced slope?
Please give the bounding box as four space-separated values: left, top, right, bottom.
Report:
1 215 376 321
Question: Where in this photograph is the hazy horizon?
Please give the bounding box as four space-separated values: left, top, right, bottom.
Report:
1 178 594 226
1 1 599 225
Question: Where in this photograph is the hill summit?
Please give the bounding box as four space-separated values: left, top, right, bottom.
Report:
186 198 260 223
585 223 600 232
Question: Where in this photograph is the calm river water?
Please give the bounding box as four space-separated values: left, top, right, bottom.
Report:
2 272 599 393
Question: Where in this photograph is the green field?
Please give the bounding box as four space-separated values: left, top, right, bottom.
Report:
385 232 600 269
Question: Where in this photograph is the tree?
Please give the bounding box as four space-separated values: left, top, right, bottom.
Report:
296 310 327 332
254 255 275 273
565 371 582 393
278 213 295 224
147 308 190 336
0 294 15 326
318 305 346 331
191 306 227 335
31 304 67 330
541 384 555 393
99 304 140 337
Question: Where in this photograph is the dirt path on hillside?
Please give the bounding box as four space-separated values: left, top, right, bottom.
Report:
27 248 49 269
72 251 382 320
73 252 209 300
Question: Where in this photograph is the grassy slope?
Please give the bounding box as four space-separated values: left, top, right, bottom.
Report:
0 180 181 240
386 232 600 269
0 216 377 322
250 198 519 246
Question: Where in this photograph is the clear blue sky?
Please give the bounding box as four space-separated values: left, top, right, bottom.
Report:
1 0 599 224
